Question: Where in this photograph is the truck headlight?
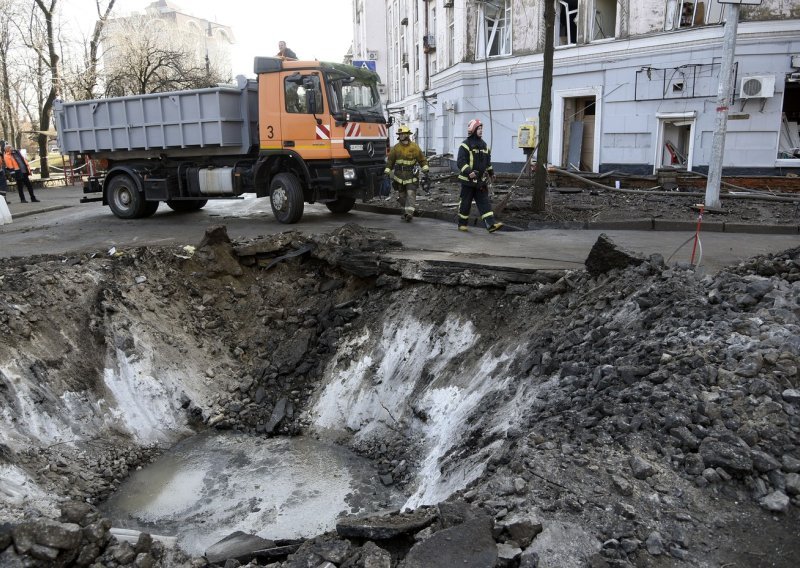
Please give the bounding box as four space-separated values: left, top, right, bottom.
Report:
343 168 356 181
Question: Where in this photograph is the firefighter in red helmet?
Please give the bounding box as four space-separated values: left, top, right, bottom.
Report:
456 119 502 232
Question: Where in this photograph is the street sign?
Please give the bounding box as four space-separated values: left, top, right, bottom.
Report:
352 60 377 72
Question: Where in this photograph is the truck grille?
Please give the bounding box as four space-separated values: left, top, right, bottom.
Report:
346 140 387 163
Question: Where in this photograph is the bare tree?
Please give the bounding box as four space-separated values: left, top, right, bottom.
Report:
24 0 61 178
67 0 116 100
103 14 226 96
0 1 19 145
533 0 555 212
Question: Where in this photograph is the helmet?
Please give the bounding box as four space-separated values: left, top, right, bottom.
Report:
397 125 412 136
467 119 482 135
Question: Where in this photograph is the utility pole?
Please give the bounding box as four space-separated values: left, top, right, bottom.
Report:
704 2 743 209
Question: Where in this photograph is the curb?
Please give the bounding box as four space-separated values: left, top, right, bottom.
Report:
6 205 71 220
355 204 800 235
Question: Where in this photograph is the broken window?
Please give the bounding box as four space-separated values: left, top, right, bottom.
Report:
592 0 616 41
477 0 511 59
664 0 725 31
556 0 578 47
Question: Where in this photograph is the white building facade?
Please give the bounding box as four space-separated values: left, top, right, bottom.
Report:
370 0 800 175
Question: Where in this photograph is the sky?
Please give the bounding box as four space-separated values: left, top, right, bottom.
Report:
60 0 354 77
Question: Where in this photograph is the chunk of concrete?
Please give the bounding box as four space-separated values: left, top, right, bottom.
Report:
402 517 497 568
336 508 437 540
525 521 601 568
205 531 276 564
584 233 645 276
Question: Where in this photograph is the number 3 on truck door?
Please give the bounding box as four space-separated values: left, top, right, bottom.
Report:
266 125 274 139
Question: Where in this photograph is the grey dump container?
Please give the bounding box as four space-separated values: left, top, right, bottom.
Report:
54 77 259 158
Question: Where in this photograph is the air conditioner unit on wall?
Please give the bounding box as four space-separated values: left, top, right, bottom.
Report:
367 50 378 60
739 75 775 99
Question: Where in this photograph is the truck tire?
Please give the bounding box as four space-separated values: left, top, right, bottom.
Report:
107 175 149 219
166 199 208 212
270 173 304 224
325 196 356 214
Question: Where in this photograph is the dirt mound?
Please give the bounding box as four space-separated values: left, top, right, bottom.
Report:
0 227 798 567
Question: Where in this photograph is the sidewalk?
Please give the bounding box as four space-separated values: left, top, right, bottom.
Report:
2 181 87 220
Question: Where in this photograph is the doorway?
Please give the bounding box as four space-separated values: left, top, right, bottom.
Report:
654 112 696 172
561 96 596 171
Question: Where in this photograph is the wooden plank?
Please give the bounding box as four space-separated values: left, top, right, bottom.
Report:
567 121 584 171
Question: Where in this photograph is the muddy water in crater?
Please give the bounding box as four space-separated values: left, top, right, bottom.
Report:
100 431 403 555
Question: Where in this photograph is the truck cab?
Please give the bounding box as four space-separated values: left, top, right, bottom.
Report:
253 58 388 223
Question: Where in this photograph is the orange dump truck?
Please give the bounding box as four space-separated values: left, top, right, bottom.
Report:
54 58 388 223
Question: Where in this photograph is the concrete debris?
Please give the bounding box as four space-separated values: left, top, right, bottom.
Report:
335 508 437 540
205 532 276 564
584 233 648 276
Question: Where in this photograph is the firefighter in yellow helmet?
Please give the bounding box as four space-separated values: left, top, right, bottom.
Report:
384 125 429 222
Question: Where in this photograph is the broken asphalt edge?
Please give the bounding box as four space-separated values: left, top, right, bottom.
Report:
354 203 800 235
5 199 797 235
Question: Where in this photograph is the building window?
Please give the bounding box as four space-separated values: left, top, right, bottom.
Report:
592 0 616 41
665 0 725 30
447 5 454 67
477 0 511 59
556 0 578 46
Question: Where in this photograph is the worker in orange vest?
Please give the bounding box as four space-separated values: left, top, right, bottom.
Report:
3 144 38 203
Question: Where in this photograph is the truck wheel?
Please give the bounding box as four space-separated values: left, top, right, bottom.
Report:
325 196 356 214
107 175 149 219
270 173 304 224
166 199 208 212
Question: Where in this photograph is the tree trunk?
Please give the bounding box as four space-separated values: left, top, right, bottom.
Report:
34 0 60 179
533 0 556 212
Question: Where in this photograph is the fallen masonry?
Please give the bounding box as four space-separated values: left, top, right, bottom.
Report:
0 224 798 567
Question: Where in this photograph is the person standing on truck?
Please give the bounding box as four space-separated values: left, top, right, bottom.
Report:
3 144 38 203
385 125 429 222
276 41 297 60
456 119 502 233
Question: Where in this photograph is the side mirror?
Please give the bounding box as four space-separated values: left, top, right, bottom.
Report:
386 116 395 127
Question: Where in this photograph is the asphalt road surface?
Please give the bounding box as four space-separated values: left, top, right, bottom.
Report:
2 192 798 274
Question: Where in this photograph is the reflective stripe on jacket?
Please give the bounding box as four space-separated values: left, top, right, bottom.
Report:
385 142 429 185
456 134 493 185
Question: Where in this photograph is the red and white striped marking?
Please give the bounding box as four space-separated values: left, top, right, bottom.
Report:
316 124 331 140
378 124 387 138
345 123 361 138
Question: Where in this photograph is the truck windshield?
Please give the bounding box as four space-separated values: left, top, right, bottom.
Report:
326 71 383 123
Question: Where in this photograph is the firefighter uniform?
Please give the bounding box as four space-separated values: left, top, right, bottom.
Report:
456 119 501 232
384 127 429 221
